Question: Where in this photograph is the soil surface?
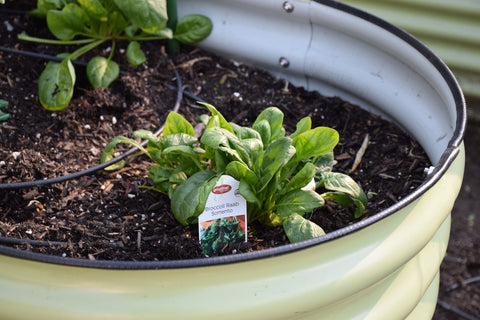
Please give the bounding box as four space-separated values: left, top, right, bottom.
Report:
0 3 477 319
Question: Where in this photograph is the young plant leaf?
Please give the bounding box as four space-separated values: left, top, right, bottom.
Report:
283 213 325 243
280 162 316 195
126 41 146 66
199 102 235 133
225 161 258 186
38 59 76 111
258 137 293 191
113 0 168 34
319 171 368 218
319 171 367 204
174 14 213 44
163 112 195 136
77 0 108 18
171 171 221 225
274 189 324 223
291 127 339 161
253 107 285 142
46 5 85 40
290 116 311 139
252 119 271 146
86 56 119 88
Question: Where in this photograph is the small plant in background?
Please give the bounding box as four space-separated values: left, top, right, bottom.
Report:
0 100 10 121
19 0 212 111
102 103 367 244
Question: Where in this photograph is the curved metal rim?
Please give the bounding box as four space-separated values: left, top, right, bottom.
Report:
0 0 466 269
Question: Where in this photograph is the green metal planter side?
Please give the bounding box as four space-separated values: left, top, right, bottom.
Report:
340 0 480 118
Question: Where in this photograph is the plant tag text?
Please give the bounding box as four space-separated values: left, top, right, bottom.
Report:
198 175 247 255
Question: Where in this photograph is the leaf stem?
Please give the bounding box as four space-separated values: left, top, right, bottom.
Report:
18 32 96 45
108 41 116 61
67 39 106 61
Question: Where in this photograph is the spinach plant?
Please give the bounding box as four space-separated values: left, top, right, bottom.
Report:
102 103 367 243
19 0 212 111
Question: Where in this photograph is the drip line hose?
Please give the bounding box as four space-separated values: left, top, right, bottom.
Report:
0 46 207 103
0 46 206 190
0 236 67 247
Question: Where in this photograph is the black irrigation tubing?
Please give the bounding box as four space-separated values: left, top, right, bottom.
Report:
437 300 480 320
0 46 207 103
446 275 480 292
0 9 30 15
0 236 67 247
0 46 206 190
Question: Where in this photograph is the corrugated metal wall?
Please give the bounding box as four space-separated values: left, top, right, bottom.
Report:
340 0 480 119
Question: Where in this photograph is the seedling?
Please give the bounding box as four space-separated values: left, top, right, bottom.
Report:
19 0 212 111
0 100 10 121
102 103 367 243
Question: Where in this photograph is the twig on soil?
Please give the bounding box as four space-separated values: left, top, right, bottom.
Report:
446 276 480 292
350 134 369 173
437 300 480 320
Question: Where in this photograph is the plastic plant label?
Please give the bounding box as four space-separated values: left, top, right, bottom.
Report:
198 175 247 256
302 177 316 191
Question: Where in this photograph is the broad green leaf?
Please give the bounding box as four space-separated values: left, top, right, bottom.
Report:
238 179 261 209
86 56 119 88
235 127 262 141
252 120 271 146
46 6 85 40
292 127 339 161
253 107 285 142
171 171 220 225
283 214 325 243
281 162 316 195
225 161 258 186
100 135 149 163
241 138 264 171
274 189 324 219
201 127 249 165
77 0 108 17
290 116 311 139
163 145 204 169
319 171 367 204
320 171 367 218
113 0 168 34
133 129 159 144
126 41 146 66
108 10 128 36
322 192 366 219
174 14 213 44
199 102 234 133
258 137 292 191
162 133 198 148
38 59 76 111
100 134 150 171
31 0 69 18
312 152 335 174
163 112 195 136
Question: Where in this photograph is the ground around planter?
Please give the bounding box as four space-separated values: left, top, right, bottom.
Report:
433 118 480 320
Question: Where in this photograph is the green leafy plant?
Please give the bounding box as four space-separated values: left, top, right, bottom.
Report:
101 103 367 243
19 0 213 111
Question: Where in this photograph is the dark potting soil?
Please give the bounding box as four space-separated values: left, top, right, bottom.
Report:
0 3 431 262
